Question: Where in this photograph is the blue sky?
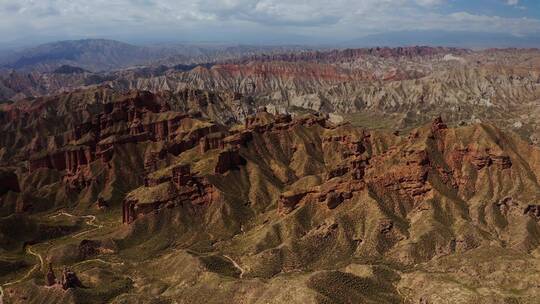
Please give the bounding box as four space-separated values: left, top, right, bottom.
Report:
0 0 539 46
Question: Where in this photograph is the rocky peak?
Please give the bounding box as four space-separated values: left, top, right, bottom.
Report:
61 267 83 290
431 116 448 133
214 149 245 174
46 263 56 286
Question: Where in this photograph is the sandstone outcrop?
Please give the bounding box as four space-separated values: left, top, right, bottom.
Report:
46 263 57 286
61 267 83 290
278 191 311 214
366 149 432 208
214 149 245 174
525 205 540 221
449 147 513 171
223 130 253 147
123 163 219 224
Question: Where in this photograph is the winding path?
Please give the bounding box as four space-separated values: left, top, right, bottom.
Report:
50 212 103 239
0 245 43 303
223 255 245 279
72 258 124 268
0 211 104 303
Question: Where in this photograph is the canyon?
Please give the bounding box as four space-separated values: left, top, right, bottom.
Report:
0 46 540 303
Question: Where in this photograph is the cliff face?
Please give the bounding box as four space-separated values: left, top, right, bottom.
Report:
0 88 233 217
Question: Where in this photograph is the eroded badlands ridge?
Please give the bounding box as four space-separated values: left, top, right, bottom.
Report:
1 88 540 303
2 46 539 145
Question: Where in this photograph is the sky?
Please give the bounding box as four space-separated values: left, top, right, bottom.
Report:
0 0 539 47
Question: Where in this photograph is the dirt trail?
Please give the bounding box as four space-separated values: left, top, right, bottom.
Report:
0 245 42 303
1 211 105 302
50 212 103 238
73 258 124 268
223 255 245 279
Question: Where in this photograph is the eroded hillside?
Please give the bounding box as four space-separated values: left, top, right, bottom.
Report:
1 88 540 303
2 47 539 144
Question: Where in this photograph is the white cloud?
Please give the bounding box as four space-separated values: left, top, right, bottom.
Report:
415 0 445 6
0 0 538 45
447 11 540 33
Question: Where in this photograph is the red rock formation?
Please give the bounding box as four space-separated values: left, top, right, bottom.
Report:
326 166 349 180
351 156 368 180
278 177 364 214
176 177 216 206
431 116 448 133
278 192 310 214
21 90 219 178
123 200 135 224
124 165 219 224
495 197 520 215
275 113 292 124
316 179 364 210
323 135 366 157
525 205 540 221
144 151 162 173
166 139 196 157
214 149 245 174
379 220 394 234
29 147 94 173
470 152 492 170
172 164 192 187
449 147 512 171
224 130 253 147
61 267 83 290
325 192 344 209
491 154 512 169
165 124 224 156
366 149 432 208
199 133 225 153
46 263 56 286
96 146 114 164
63 167 95 191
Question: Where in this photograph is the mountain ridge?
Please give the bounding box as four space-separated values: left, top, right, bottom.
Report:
0 39 314 73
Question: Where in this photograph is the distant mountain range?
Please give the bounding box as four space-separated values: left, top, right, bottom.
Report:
0 39 165 72
0 39 311 72
346 30 540 48
1 32 539 73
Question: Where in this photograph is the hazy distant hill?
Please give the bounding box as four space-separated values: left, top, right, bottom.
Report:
0 39 170 72
0 39 312 73
346 30 540 48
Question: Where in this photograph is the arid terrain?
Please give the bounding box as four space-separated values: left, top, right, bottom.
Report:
1 44 540 303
